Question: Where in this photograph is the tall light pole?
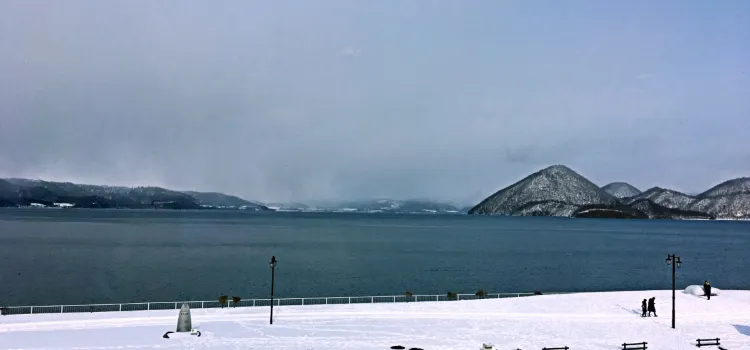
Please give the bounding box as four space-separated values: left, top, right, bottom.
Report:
269 255 277 325
666 254 681 329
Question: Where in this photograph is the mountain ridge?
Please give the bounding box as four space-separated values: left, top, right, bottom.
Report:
3 167 749 219
696 177 750 198
601 182 642 198
469 165 745 219
622 187 695 210
0 178 269 210
685 178 750 218
469 165 618 215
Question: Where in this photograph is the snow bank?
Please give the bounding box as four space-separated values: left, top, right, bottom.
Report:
1 290 749 350
684 284 721 296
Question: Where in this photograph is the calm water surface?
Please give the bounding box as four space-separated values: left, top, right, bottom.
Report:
0 209 748 305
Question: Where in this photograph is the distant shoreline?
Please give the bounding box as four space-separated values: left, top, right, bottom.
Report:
0 206 468 215
3 207 750 221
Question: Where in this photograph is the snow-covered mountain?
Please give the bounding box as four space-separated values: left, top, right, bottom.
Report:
629 199 714 220
688 194 750 219
5 171 749 219
469 165 618 216
687 178 750 219
601 182 642 199
510 200 581 217
0 178 268 210
622 187 695 210
697 177 750 198
467 165 725 219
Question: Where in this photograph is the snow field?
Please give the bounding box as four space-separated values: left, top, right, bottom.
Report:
1 290 748 349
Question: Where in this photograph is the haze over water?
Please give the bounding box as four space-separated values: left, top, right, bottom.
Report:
1 209 748 306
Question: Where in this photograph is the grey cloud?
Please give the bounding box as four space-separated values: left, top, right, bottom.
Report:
636 73 656 80
341 47 363 57
1 1 749 204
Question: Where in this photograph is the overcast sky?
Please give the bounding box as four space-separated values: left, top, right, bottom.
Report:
1 1 749 205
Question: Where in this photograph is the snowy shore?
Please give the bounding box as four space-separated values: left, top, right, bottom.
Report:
1 290 748 349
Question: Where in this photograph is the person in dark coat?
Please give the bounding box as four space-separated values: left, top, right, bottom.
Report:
647 297 657 317
704 280 712 300
641 299 648 317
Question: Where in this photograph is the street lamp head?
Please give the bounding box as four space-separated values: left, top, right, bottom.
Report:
269 255 277 268
676 256 681 268
666 255 672 265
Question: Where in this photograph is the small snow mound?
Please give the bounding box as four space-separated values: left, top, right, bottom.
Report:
684 285 721 296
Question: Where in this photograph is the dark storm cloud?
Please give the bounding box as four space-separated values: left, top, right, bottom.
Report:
1 0 749 204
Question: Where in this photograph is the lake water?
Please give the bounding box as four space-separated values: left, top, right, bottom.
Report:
0 209 748 306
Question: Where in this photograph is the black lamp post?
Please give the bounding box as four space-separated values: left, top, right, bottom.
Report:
666 254 681 329
269 255 277 325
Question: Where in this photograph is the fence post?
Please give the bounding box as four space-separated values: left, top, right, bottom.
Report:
371 296 374 303
119 304 122 312
252 300 256 307
436 295 439 301
175 302 177 309
147 303 150 311
30 307 33 314
325 298 328 305
201 301 204 309
60 305 64 313
302 298 305 306
348 297 351 304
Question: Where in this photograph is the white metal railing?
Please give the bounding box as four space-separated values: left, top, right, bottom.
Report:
0 292 566 316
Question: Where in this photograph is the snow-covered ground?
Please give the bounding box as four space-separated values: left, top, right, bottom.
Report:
1 290 749 349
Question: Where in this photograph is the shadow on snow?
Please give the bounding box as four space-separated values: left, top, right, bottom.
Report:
733 324 750 337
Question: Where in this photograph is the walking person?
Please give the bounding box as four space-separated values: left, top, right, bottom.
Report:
647 297 657 317
704 280 712 300
641 299 647 317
